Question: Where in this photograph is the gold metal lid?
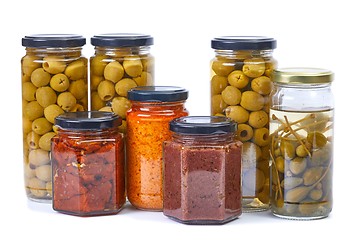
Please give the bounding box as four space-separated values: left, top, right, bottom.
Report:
273 67 334 84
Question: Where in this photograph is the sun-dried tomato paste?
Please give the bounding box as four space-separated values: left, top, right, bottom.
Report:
51 111 125 216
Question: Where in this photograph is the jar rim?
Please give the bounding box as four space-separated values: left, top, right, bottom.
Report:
273 67 334 84
22 34 86 48
170 116 237 135
91 33 153 47
128 86 188 102
55 111 121 131
211 36 276 50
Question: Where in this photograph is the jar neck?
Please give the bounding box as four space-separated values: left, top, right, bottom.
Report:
130 101 186 112
57 127 119 138
214 49 273 59
25 47 83 58
94 46 151 56
172 132 235 145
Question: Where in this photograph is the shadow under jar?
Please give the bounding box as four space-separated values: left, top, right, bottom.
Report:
163 116 242 224
51 111 125 216
269 68 334 220
210 36 277 212
21 34 88 202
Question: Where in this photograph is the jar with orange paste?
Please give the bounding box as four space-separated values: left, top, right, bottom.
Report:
126 86 189 210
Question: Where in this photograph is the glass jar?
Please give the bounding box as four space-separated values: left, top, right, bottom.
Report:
90 33 154 134
210 36 277 212
126 86 189 211
163 116 242 224
21 34 88 202
51 111 125 216
269 68 334 220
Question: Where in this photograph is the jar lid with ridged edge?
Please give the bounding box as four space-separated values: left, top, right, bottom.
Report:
91 33 153 47
273 67 334 84
211 36 276 50
22 34 86 48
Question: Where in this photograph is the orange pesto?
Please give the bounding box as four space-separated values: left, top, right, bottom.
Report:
126 86 189 210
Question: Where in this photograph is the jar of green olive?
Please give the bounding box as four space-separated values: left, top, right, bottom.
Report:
210 36 277 212
21 34 88 202
269 68 334 220
90 34 154 134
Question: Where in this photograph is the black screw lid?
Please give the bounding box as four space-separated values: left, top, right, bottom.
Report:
170 116 237 135
128 86 188 102
55 111 121 131
211 36 276 50
22 34 86 48
91 33 154 47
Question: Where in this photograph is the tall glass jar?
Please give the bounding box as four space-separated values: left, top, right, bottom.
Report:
210 36 277 212
51 111 125 216
126 86 189 211
90 34 154 134
269 68 334 220
21 34 88 202
163 116 242 224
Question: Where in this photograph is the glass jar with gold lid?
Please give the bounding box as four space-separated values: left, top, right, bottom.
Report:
269 68 334 220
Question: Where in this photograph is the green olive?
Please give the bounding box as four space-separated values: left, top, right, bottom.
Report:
242 58 266 78
225 105 249 123
211 59 235 76
24 101 44 120
50 73 70 92
23 117 33 135
27 131 40 150
31 68 51 87
97 80 115 101
91 55 108 76
221 86 241 105
227 70 249 89
44 104 64 124
91 91 106 110
211 75 228 95
115 78 138 97
236 123 253 142
211 94 228 115
123 56 143 77
42 56 66 74
251 76 272 95
68 79 87 100
111 97 131 119
36 87 57 108
39 132 56 151
29 149 50 166
296 144 309 158
57 92 76 111
70 104 85 112
22 82 37 101
91 75 104 91
22 55 41 76
133 72 153 86
64 59 87 80
35 165 52 182
104 61 124 83
99 106 113 112
248 110 269 128
265 61 277 77
240 91 265 111
252 128 270 147
32 118 52 135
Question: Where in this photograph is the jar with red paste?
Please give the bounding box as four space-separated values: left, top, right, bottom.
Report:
51 111 125 216
163 116 242 224
126 86 189 211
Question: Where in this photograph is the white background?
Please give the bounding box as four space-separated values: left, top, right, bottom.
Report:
0 0 358 239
